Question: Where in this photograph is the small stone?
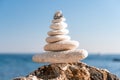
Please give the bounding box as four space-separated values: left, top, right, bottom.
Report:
50 22 67 30
53 11 63 19
44 40 79 51
32 49 88 63
46 35 71 43
47 29 69 36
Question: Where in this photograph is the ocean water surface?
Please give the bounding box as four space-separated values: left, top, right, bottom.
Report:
0 53 120 80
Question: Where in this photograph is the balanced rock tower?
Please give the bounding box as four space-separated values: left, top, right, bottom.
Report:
33 11 88 63
13 11 119 80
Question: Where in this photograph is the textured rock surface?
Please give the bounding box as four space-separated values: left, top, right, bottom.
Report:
13 62 119 80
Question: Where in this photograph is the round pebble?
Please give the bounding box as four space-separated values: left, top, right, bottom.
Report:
50 22 67 30
47 29 69 36
46 35 71 43
44 40 79 51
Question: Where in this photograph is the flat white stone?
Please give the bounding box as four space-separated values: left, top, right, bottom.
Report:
46 35 71 43
52 18 66 23
50 22 67 30
44 40 79 51
32 49 88 63
47 29 69 36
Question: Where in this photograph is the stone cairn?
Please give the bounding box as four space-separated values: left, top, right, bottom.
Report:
32 11 88 63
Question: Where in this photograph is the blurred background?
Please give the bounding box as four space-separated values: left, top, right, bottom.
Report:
0 0 120 79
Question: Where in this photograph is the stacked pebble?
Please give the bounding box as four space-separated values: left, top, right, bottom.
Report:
32 11 88 63
44 11 79 51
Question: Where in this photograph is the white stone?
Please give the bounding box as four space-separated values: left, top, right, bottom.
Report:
44 40 79 51
50 22 67 30
47 29 69 36
46 35 71 43
32 49 88 63
52 18 66 23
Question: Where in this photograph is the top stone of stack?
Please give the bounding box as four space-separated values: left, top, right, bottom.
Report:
53 11 63 19
32 11 88 63
52 11 66 23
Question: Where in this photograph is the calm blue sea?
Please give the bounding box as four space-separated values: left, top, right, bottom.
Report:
0 53 120 80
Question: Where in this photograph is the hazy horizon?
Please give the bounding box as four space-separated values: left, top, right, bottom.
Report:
0 0 120 54
0 52 120 55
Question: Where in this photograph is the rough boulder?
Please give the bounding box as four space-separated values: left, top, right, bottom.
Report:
13 62 119 80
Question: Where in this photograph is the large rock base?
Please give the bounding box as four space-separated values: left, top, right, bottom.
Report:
13 62 119 80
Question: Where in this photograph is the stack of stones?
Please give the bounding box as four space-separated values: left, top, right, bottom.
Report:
32 11 88 63
45 11 79 51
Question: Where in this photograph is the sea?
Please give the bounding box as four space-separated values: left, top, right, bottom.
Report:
0 53 120 80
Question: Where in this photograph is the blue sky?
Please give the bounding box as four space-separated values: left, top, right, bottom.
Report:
0 0 120 53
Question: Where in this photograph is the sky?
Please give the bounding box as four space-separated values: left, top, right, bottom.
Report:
0 0 120 54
